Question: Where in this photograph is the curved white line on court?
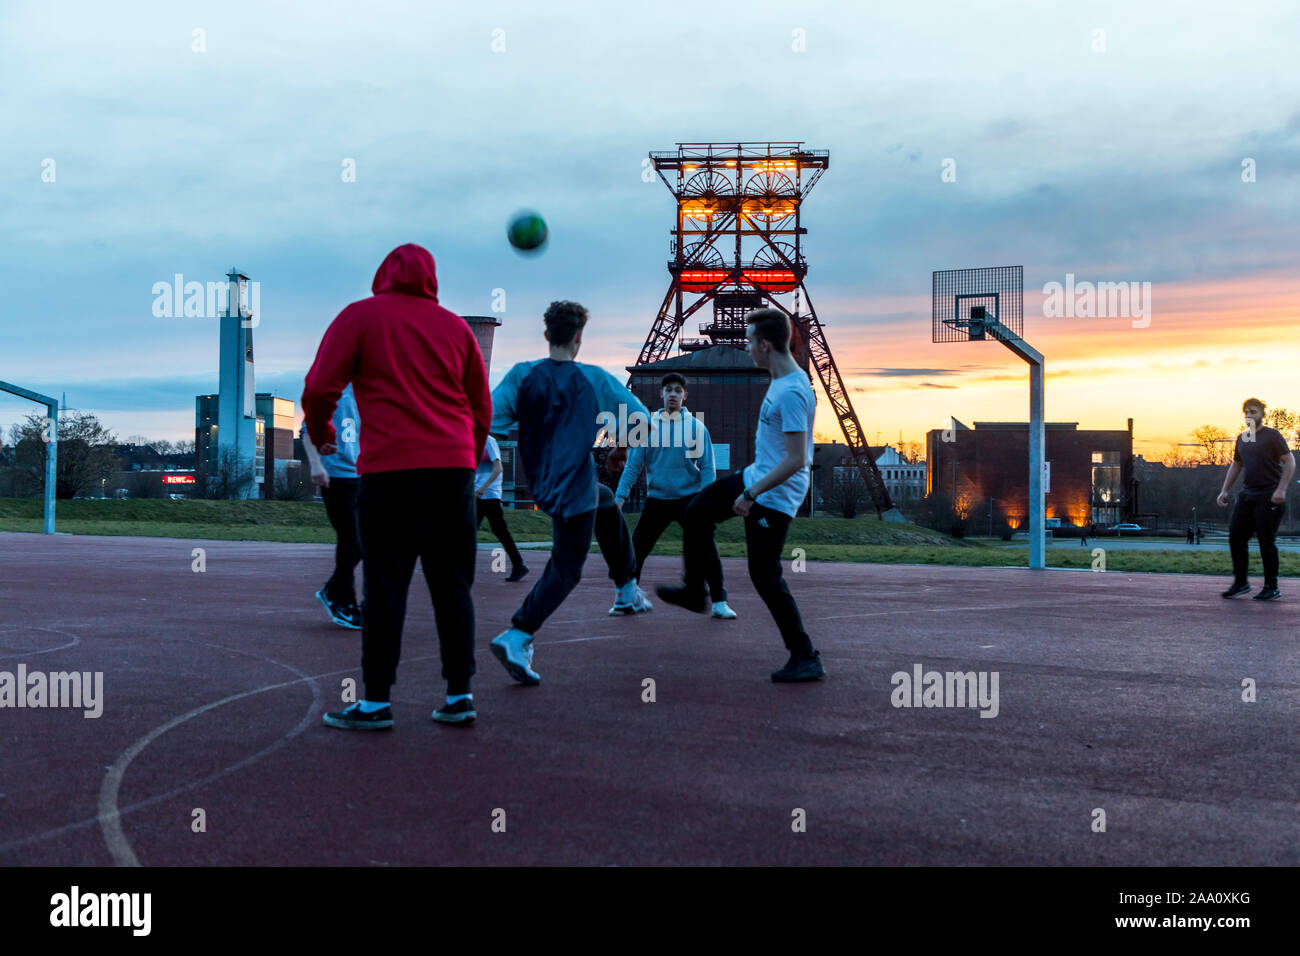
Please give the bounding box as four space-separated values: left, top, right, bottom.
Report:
96 645 323 867
1 652 447 858
0 625 82 661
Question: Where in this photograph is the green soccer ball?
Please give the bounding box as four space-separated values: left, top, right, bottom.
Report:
507 211 548 254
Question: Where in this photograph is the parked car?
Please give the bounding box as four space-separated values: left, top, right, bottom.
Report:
1111 523 1142 535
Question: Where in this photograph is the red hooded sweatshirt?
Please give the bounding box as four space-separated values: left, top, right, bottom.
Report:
301 244 491 474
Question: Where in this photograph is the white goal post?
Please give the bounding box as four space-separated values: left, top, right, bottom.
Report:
0 380 58 534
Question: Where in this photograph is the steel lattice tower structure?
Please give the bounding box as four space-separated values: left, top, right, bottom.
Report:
635 142 895 516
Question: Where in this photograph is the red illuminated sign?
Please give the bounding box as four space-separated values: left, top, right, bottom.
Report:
163 475 196 485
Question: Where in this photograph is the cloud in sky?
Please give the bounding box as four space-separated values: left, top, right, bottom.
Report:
2 0 1298 449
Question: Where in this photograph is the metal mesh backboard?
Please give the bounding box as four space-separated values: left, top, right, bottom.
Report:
932 266 1023 343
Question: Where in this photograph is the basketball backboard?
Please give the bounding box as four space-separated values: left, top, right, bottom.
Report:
932 265 1023 343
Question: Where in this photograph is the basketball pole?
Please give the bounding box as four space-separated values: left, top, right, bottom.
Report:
1028 356 1045 570
988 327 1045 570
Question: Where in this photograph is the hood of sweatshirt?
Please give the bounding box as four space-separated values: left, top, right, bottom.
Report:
371 243 439 300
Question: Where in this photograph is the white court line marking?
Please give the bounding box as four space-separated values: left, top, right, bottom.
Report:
0 653 443 858
0 625 82 661
96 642 326 867
545 634 627 645
18 628 627 861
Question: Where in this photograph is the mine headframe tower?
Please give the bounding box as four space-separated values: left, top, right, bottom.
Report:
635 142 895 516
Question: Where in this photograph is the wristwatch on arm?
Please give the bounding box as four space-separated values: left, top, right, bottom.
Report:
742 487 757 502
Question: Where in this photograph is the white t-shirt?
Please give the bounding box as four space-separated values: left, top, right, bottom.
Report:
476 435 504 500
743 371 816 518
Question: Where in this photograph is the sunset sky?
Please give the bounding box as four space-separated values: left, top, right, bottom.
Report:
3 0 1297 462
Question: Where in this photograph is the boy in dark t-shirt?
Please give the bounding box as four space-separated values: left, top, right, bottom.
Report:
1217 398 1296 600
486 301 650 685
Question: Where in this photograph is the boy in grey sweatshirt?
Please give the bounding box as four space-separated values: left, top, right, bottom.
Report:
615 373 735 619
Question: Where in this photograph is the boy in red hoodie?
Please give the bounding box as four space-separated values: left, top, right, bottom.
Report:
303 244 492 728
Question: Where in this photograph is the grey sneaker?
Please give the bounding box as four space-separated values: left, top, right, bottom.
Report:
490 629 540 685
609 584 651 616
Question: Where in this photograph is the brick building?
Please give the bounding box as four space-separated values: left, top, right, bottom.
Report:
925 418 1135 529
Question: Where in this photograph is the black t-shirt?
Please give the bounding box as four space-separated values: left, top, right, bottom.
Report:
1233 425 1292 494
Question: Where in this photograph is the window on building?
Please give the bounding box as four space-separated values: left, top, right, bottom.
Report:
1091 450 1122 524
255 419 266 484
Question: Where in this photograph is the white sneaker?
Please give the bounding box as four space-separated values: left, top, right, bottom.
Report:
490 628 540 685
609 581 650 615
711 601 738 619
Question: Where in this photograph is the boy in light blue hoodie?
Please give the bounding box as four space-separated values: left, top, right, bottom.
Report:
614 373 734 619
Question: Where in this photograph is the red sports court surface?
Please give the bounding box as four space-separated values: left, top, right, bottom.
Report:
0 531 1296 866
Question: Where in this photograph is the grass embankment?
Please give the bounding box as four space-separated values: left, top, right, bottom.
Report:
0 498 959 547
0 498 1294 576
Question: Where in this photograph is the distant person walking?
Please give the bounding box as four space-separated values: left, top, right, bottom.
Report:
302 381 363 629
1218 397 1295 601
304 243 492 728
476 434 529 582
1186 526 1194 545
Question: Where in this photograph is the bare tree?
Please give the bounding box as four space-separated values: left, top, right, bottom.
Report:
270 463 313 501
9 411 120 499
202 447 256 500
1160 442 1195 467
1263 407 1299 446
822 471 869 519
1190 425 1232 465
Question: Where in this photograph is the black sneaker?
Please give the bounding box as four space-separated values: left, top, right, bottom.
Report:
1253 586 1281 601
655 584 709 614
1221 582 1251 599
323 702 392 730
316 587 362 629
432 698 477 725
335 603 363 629
771 650 826 683
506 564 530 582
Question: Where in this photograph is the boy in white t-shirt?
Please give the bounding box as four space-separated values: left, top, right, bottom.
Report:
475 434 528 581
657 309 824 682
